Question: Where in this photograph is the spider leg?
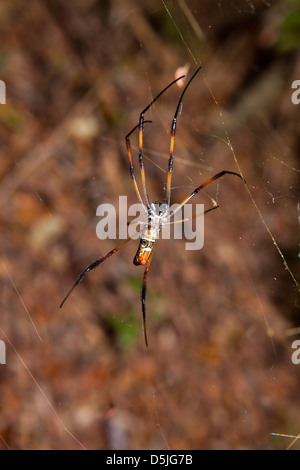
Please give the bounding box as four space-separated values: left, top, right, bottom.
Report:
141 243 156 347
169 170 245 219
126 75 185 211
167 203 219 225
137 113 151 210
125 121 152 211
166 66 202 205
60 237 132 308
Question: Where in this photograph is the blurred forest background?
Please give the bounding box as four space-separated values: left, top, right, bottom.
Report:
0 0 299 450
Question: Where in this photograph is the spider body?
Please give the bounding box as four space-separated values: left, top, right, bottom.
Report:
133 202 169 266
60 66 245 346
133 235 155 266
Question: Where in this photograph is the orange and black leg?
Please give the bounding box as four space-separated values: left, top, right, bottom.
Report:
141 243 156 347
165 66 202 205
169 170 245 219
126 75 185 210
60 237 132 308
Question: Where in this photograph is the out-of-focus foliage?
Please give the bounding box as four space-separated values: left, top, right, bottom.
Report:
278 0 300 51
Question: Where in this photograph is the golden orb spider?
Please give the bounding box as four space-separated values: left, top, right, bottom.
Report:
60 66 244 346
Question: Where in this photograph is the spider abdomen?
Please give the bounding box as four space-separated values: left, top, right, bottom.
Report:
133 229 157 266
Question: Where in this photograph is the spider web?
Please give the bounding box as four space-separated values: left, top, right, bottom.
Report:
155 0 300 450
0 0 299 450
